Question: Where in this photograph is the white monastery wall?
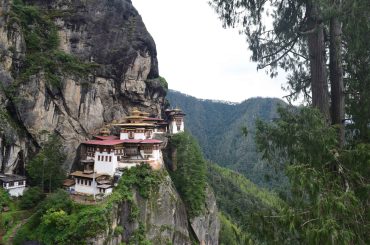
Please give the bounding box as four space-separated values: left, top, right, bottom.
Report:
94 152 118 175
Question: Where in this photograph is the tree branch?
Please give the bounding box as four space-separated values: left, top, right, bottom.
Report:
258 37 299 69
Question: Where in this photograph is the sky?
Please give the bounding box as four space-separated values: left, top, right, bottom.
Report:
131 0 287 103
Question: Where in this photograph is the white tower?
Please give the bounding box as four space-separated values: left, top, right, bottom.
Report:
166 108 186 134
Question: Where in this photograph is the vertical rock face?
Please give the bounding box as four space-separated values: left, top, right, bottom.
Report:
190 186 220 245
124 175 192 245
0 0 220 243
93 175 220 245
0 0 166 172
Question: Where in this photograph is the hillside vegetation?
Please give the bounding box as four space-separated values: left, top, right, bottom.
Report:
207 163 285 243
167 90 287 190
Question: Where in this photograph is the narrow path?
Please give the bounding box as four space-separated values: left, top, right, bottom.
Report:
6 218 29 245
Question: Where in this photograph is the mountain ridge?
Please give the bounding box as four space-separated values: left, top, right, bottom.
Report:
167 89 288 190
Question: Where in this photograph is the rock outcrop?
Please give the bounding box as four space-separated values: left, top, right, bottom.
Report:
0 0 220 243
0 0 166 172
190 186 220 245
122 175 192 244
91 174 220 245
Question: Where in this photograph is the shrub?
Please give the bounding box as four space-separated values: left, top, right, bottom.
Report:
0 189 10 208
19 187 45 209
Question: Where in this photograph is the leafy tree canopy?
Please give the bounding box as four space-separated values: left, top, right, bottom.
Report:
26 134 67 193
254 107 370 244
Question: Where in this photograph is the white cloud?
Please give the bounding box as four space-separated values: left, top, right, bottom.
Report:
132 0 288 103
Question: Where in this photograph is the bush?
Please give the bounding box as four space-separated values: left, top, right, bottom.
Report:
0 189 10 208
13 165 162 244
19 187 45 209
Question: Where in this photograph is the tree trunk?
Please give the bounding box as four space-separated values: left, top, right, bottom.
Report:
329 6 345 147
307 2 330 121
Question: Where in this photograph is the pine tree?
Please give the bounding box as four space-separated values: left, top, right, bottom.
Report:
27 134 67 192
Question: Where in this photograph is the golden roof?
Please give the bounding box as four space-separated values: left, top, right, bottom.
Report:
113 108 154 126
99 126 110 136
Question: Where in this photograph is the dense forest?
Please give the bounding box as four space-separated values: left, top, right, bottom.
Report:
207 0 370 243
173 0 370 242
167 90 288 190
207 163 283 244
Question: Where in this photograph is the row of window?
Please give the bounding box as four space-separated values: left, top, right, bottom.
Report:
76 178 92 186
2 181 24 187
127 131 152 139
88 147 124 155
97 155 112 162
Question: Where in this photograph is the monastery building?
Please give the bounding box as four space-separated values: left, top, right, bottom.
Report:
65 108 185 197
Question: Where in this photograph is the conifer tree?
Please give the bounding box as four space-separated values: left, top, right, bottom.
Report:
27 134 67 192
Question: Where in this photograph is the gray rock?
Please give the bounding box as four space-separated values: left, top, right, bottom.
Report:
190 186 220 245
0 0 166 171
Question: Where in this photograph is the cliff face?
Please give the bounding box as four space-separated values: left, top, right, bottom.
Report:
91 175 219 245
0 0 166 173
1 1 220 243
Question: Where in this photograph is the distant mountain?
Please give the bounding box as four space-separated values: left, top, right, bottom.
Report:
167 90 287 190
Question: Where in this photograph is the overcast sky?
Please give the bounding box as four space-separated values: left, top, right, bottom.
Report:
131 0 287 103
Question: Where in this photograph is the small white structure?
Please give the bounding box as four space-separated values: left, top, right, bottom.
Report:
0 174 26 197
69 171 113 196
165 108 186 134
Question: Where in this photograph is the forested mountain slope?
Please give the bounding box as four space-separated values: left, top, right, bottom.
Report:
207 163 286 244
167 90 287 189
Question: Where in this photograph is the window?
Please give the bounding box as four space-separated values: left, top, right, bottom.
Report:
18 181 24 186
105 156 108 161
126 147 138 156
9 182 14 187
143 146 153 154
85 180 88 185
109 156 112 162
88 180 91 186
128 131 134 139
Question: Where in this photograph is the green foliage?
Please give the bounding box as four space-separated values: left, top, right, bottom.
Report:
207 163 284 243
9 0 96 90
129 223 152 245
218 213 252 245
26 134 67 192
159 76 168 90
0 189 11 208
0 200 31 244
169 132 207 218
343 0 370 142
167 90 288 191
14 164 162 244
256 106 337 168
19 187 45 209
254 107 370 244
209 0 310 100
